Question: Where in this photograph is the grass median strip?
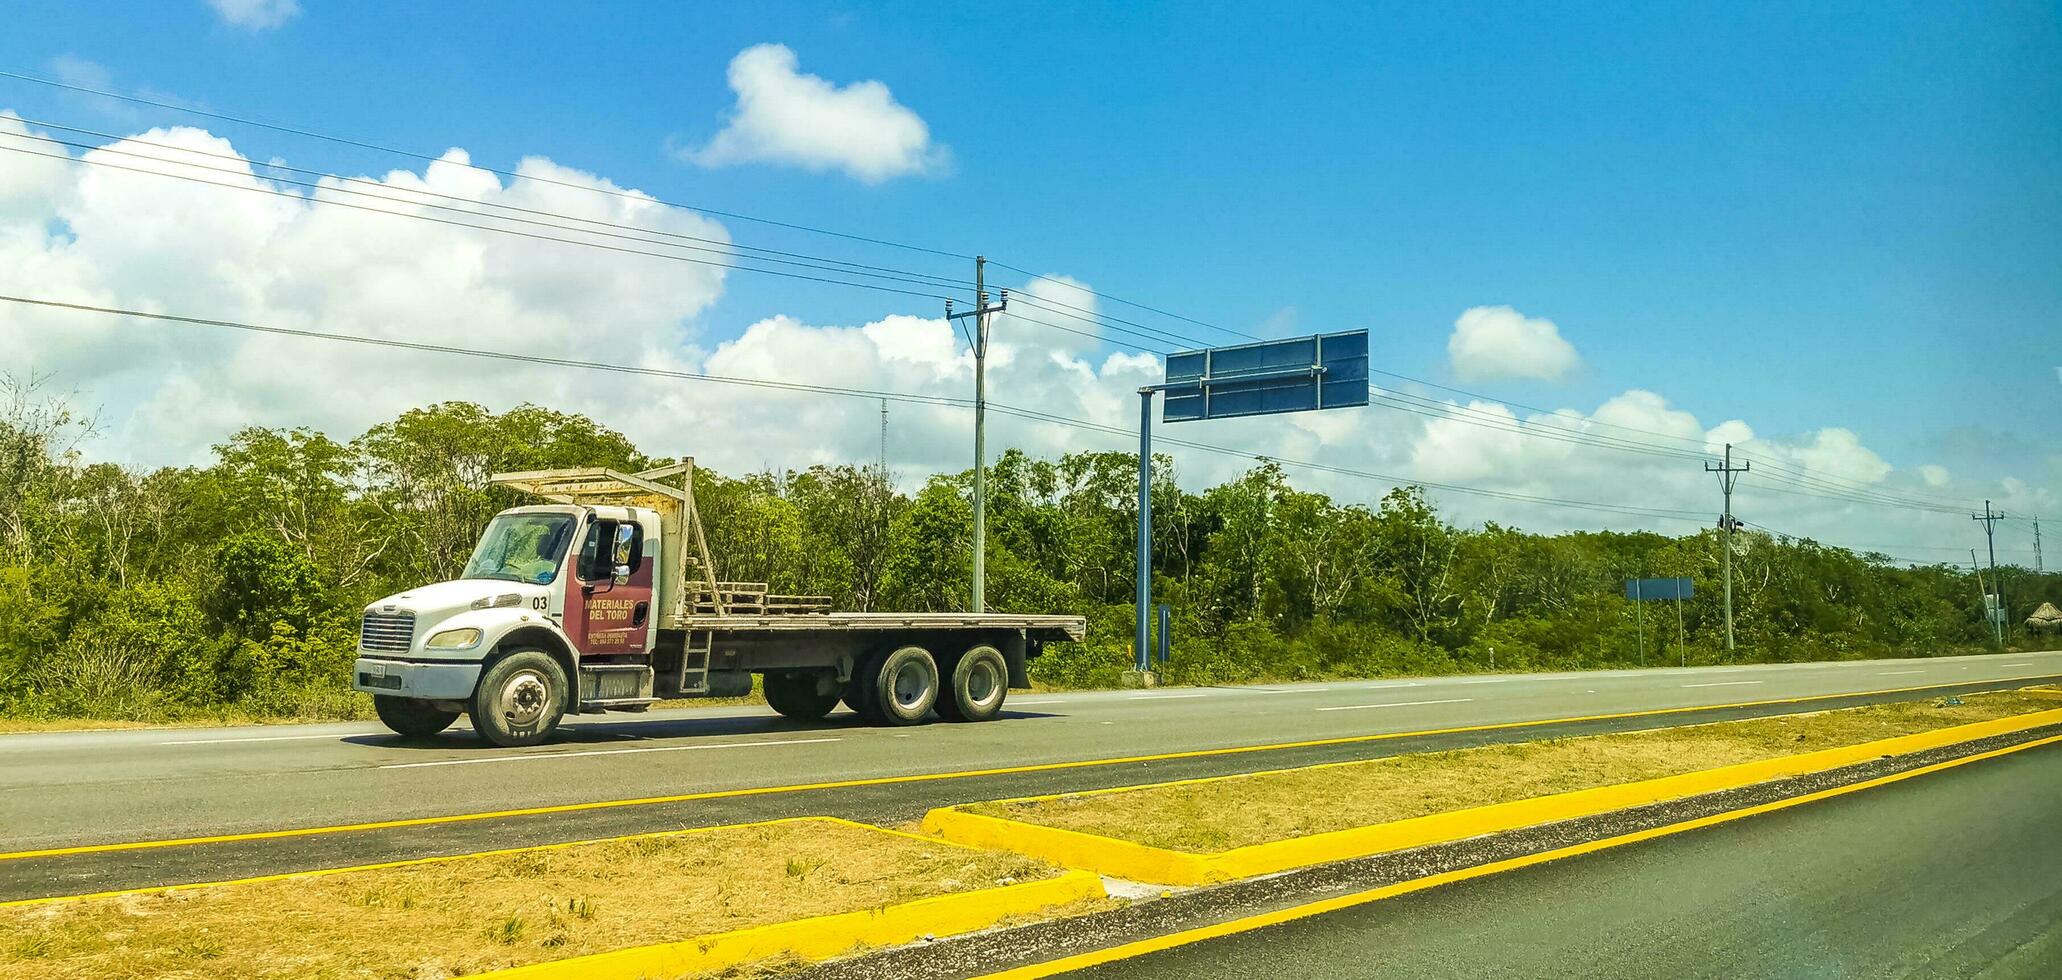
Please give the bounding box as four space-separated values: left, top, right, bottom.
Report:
0 817 1071 980
943 688 2061 865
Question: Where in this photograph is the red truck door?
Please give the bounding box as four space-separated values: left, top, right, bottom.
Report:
564 517 654 656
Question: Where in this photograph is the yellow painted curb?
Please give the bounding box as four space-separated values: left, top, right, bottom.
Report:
969 732 2062 979
463 868 1105 980
927 705 2062 885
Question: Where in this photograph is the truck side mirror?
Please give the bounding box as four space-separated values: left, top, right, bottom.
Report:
611 523 641 577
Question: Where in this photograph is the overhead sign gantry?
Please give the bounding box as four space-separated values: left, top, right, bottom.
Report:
1131 331 1369 681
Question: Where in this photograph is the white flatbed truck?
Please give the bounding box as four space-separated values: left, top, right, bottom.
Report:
350 464 1086 746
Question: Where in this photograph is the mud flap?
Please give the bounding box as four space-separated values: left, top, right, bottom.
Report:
1002 632 1032 689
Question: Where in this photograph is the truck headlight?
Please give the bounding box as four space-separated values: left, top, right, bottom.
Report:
425 628 482 649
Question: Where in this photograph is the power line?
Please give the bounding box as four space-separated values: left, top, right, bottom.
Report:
0 76 1988 517
3 140 1980 520
6 115 979 292
0 128 1198 356
4 293 1721 526
986 259 1261 344
0 294 972 408
0 140 965 303
0 67 973 262
0 134 1970 519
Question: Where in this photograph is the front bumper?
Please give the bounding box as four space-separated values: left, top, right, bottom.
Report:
351 656 481 700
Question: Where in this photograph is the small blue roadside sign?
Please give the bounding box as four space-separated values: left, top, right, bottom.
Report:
1162 330 1369 422
1624 577 1694 601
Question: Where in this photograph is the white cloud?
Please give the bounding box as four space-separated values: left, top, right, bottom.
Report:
1446 305 1581 382
989 274 1102 355
685 44 947 184
207 0 300 30
0 121 728 460
0 115 2051 565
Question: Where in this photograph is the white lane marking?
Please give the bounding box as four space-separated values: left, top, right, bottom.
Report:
160 732 361 745
1127 693 1208 701
1250 688 1325 695
2002 663 2032 668
1876 670 1925 676
1682 681 1764 689
1011 699 1068 706
1365 682 1423 690
377 737 841 770
1317 698 1474 713
1459 678 1517 685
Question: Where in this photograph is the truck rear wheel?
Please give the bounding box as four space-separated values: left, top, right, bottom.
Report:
764 671 841 721
937 645 1008 722
470 649 568 747
373 695 461 737
871 645 939 726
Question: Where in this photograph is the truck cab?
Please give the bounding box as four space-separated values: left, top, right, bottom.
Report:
351 500 661 744
354 463 1086 746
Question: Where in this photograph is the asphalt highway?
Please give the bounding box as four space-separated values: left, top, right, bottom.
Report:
3 651 2059 900
5 650 2059 854
1058 734 2062 979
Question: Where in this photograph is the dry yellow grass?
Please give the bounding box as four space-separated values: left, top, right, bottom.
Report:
0 819 1054 980
0 719 170 734
966 688 2062 853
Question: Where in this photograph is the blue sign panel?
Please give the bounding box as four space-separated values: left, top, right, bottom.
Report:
1163 330 1369 422
1624 577 1694 601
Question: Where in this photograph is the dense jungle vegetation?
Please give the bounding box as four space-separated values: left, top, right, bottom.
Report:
4 381 2053 723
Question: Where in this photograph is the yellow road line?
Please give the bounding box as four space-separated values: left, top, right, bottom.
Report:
969 732 2062 979
4 673 2053 863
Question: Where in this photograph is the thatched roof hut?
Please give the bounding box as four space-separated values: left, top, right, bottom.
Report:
2028 601 2062 632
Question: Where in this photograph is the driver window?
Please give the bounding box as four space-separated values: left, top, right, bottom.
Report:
577 521 608 580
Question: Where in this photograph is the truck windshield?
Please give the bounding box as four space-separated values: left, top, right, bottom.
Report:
461 514 576 584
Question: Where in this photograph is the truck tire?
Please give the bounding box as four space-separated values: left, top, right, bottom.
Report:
764 671 840 721
470 649 568 747
936 645 1008 722
870 645 939 726
373 695 460 737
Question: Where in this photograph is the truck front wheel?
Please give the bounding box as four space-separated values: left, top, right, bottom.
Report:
373 695 460 737
937 645 1008 723
871 645 939 726
470 649 568 747
764 671 841 721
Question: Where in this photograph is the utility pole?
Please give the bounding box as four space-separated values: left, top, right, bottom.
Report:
1705 443 1750 656
945 258 1006 613
878 399 888 476
2034 517 2043 575
1973 501 2006 646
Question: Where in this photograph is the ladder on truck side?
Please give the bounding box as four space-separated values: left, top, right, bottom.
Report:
677 629 714 695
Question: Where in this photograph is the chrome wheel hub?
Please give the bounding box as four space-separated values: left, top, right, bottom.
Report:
501 671 550 726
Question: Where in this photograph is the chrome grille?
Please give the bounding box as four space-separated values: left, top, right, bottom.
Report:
359 611 416 652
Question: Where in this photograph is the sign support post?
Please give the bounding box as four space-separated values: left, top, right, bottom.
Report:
1626 577 1694 669
1133 387 1156 683
1633 577 1646 667
1676 590 1687 667
1128 330 1370 688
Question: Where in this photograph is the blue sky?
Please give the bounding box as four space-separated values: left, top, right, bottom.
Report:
0 1 2056 556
